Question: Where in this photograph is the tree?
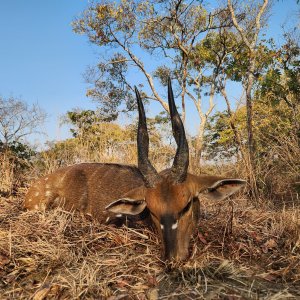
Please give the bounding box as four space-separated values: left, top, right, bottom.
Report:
45 108 175 172
73 0 235 166
63 109 104 138
205 98 299 200
228 0 269 196
205 34 300 199
0 96 46 147
192 28 247 161
0 96 44 195
258 29 300 140
205 107 247 161
197 25 275 159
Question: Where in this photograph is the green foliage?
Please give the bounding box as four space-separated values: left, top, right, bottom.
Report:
204 33 300 199
192 30 276 87
0 141 35 161
206 98 298 160
84 53 135 120
258 33 300 110
66 110 103 137
204 108 247 160
64 109 136 150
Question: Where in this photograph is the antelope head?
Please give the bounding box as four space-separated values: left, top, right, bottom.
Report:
106 79 246 261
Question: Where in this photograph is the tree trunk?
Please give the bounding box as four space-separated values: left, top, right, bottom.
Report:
220 86 246 161
246 60 255 162
192 118 206 171
245 60 259 198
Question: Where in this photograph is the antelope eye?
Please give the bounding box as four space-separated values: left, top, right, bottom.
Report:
180 199 192 217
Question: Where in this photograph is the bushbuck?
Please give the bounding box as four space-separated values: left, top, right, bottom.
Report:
24 79 245 261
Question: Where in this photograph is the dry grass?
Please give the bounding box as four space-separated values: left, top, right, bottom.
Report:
0 152 16 196
1 194 299 299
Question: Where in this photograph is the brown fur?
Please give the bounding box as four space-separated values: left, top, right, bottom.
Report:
24 163 145 223
140 171 245 260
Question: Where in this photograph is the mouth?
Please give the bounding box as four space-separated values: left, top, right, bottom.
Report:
162 254 190 271
163 245 191 262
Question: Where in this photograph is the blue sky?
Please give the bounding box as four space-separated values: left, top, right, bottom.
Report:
0 0 298 147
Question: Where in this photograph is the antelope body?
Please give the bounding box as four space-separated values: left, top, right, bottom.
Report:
24 79 245 261
24 163 145 223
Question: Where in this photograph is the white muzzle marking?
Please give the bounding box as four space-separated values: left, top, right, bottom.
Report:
171 221 178 230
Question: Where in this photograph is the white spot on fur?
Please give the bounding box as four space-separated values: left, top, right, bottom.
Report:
27 198 32 202
45 190 52 197
34 205 39 210
105 217 110 223
35 192 39 196
45 177 48 181
45 184 50 189
172 221 178 230
160 224 164 230
116 214 122 218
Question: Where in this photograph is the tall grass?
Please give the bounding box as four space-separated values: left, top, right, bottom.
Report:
0 151 15 196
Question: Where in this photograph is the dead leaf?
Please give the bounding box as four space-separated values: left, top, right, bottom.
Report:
136 293 147 300
33 284 51 300
262 239 277 253
250 231 262 242
117 279 129 288
0 254 10 267
107 294 129 300
132 284 149 290
146 288 159 300
198 232 208 244
257 272 278 282
147 275 157 287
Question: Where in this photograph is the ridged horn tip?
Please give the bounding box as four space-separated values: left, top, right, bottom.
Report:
168 78 189 183
135 85 159 187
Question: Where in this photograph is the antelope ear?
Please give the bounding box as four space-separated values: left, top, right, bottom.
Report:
105 186 146 215
105 198 146 215
198 177 246 201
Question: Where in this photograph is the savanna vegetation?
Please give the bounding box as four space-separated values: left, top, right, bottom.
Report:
0 0 299 299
